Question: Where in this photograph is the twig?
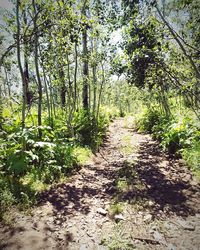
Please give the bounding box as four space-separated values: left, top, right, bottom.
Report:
132 236 161 245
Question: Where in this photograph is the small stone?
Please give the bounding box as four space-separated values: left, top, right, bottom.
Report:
80 244 88 250
114 214 125 222
167 243 176 250
177 220 195 231
148 201 154 206
144 214 152 222
134 239 140 244
153 231 164 242
97 208 107 216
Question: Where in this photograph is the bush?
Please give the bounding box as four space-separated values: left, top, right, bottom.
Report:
72 109 110 150
137 108 163 133
0 106 114 218
0 177 15 218
137 108 200 155
182 142 200 176
160 120 193 154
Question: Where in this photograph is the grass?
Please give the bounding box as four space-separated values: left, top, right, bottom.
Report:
117 179 129 192
72 146 92 165
108 202 124 217
101 223 135 250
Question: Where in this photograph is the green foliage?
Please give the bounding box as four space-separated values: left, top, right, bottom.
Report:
182 142 200 177
101 223 134 250
0 105 113 219
109 202 124 217
0 177 15 218
137 108 167 134
72 108 110 150
137 107 200 173
138 108 195 148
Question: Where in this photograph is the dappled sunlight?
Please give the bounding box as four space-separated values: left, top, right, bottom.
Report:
105 139 200 217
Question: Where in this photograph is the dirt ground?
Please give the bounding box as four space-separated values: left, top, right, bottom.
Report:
0 118 200 250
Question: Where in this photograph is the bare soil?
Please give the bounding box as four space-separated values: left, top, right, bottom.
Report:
0 118 200 250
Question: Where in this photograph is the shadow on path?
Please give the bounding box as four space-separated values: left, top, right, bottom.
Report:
103 139 200 217
38 136 200 224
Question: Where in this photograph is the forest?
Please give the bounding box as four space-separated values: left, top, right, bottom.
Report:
0 0 200 249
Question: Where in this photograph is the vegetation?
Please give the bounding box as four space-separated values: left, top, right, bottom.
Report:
136 108 200 175
0 0 199 221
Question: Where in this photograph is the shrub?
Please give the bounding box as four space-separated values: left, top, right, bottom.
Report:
72 109 110 150
136 108 200 156
0 177 15 218
181 142 200 176
137 108 162 133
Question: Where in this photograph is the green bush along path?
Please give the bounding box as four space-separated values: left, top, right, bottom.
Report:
0 118 200 250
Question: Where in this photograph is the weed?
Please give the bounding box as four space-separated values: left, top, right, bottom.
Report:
101 223 135 250
109 202 124 217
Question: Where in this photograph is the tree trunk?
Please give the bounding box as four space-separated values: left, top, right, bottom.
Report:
82 4 89 109
23 10 31 107
59 68 66 107
96 62 105 119
16 0 26 132
74 42 78 110
39 47 52 127
91 37 97 114
33 0 42 139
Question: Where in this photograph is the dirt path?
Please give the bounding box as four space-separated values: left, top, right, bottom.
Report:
1 118 200 250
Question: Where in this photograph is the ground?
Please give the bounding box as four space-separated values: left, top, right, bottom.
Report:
0 118 200 250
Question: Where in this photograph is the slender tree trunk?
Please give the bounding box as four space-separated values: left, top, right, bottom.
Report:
33 0 42 139
74 42 78 110
59 68 66 107
66 53 74 136
39 48 52 127
66 53 73 103
92 64 97 114
96 62 105 119
23 10 31 107
91 37 97 114
49 76 56 119
16 0 26 136
82 4 89 109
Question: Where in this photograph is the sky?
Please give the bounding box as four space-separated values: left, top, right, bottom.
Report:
0 0 13 10
0 0 13 27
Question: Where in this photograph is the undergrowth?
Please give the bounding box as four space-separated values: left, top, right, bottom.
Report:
0 106 119 220
133 107 200 178
101 223 134 250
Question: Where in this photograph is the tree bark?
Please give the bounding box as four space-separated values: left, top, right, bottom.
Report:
16 0 26 132
74 42 78 110
23 10 31 107
32 0 42 139
82 3 89 109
